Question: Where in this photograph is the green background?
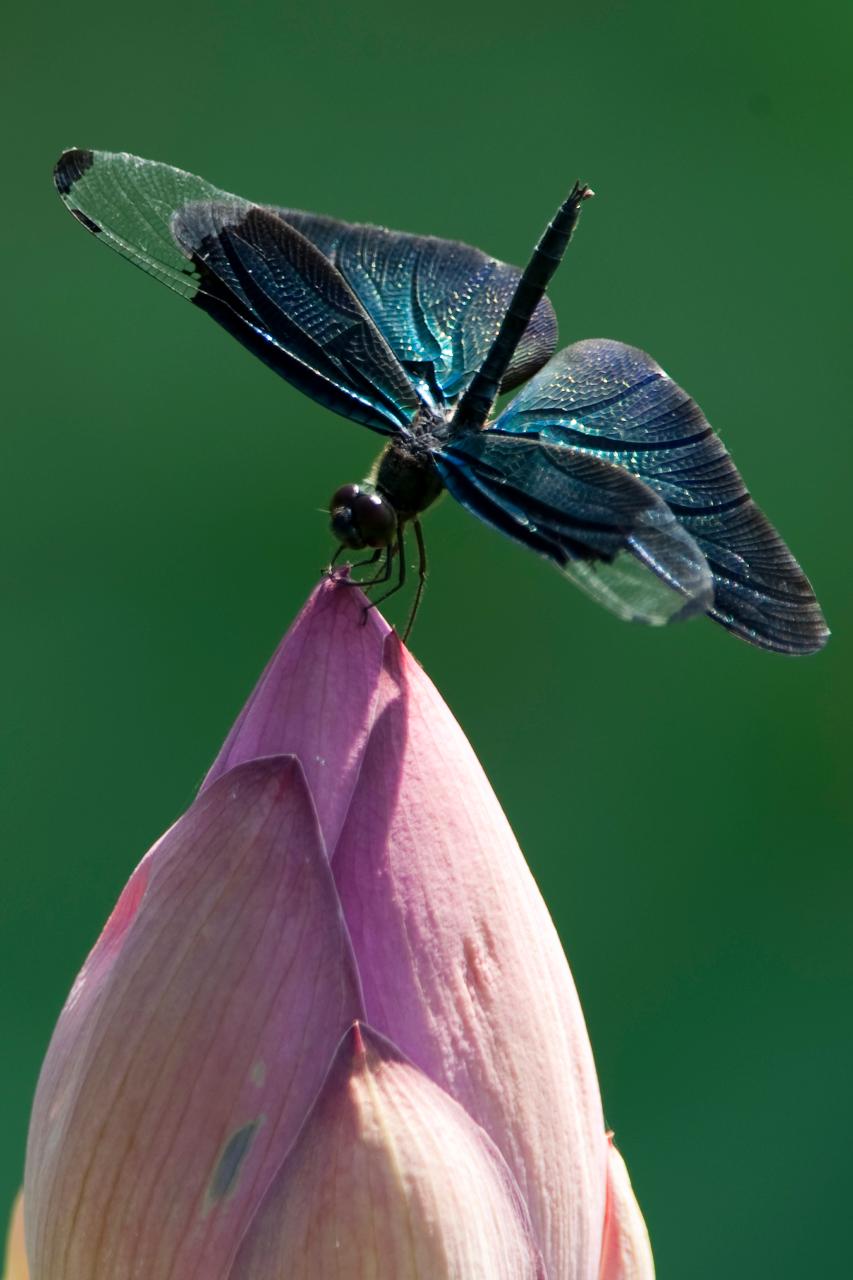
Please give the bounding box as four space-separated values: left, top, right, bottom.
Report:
2 1 851 1274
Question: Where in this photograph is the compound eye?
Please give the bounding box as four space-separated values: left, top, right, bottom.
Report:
330 483 361 511
329 484 366 549
352 491 396 547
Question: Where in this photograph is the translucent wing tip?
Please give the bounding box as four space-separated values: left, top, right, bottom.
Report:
54 147 94 197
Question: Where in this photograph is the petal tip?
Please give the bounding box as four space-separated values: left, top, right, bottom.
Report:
3 1192 28 1280
312 572 393 642
349 1019 367 1061
599 1137 655 1280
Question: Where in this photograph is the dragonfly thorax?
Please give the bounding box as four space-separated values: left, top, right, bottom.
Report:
370 440 444 522
329 443 444 551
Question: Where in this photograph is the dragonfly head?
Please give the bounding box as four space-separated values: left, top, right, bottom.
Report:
329 483 397 550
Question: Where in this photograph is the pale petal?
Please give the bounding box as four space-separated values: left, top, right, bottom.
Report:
598 1139 655 1280
229 1023 545 1280
3 1193 28 1280
25 758 363 1280
333 635 608 1280
203 577 390 855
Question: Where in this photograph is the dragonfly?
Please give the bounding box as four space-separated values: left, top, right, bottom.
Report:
54 148 827 653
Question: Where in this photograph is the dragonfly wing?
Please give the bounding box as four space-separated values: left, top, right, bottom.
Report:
486 338 828 653
54 149 420 434
268 208 558 408
437 432 714 625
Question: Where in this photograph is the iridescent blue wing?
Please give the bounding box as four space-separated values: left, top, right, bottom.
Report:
471 338 827 653
53 150 420 435
267 208 558 412
438 432 715 625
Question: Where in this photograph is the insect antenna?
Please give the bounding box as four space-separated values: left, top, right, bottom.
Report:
451 182 593 435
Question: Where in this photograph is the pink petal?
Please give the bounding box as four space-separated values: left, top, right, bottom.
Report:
3 1192 28 1280
25 758 363 1280
229 1023 545 1280
203 577 390 856
598 1138 655 1280
333 635 608 1280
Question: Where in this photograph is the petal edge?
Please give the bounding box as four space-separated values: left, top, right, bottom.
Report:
230 1022 545 1280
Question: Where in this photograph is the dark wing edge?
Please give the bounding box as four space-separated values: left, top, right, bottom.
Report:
437 432 716 627
487 339 828 654
53 148 419 436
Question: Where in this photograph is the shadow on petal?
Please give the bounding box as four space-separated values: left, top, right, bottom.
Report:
333 632 607 1279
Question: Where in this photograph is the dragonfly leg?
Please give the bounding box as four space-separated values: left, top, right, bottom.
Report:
326 547 393 588
358 547 394 589
355 549 396 623
323 543 347 574
401 520 427 642
364 524 407 617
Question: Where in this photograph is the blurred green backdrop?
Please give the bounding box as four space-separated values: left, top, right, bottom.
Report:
2 0 851 1274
